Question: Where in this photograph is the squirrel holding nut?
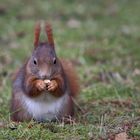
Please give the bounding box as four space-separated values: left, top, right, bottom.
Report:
10 22 79 122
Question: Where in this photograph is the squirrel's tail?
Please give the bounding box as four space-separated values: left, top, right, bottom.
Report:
61 59 80 97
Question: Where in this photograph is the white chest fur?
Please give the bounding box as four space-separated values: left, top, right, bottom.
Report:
22 92 69 121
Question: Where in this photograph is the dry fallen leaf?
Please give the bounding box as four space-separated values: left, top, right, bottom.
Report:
132 68 140 76
0 121 6 128
115 132 128 140
67 18 81 28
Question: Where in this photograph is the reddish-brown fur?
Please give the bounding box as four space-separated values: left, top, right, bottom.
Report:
34 22 41 47
45 22 54 47
61 59 79 97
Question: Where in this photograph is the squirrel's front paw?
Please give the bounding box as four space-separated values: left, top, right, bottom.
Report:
35 80 46 91
47 80 58 92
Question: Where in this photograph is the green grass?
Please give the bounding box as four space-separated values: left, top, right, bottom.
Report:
0 0 140 139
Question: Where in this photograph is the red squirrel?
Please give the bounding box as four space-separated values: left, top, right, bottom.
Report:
10 22 79 122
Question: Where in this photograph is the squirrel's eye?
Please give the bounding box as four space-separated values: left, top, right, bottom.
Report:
53 58 56 64
33 59 37 65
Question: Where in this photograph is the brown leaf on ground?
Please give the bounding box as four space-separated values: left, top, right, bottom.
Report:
0 5 7 15
115 132 128 140
70 59 82 66
16 31 26 38
132 68 140 76
0 121 6 128
67 18 81 28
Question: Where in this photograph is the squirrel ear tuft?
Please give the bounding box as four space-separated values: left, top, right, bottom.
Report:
34 22 41 48
45 22 54 47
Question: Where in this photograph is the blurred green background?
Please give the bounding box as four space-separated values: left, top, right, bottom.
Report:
0 0 140 139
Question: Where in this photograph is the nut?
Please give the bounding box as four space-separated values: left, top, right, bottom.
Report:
44 79 51 84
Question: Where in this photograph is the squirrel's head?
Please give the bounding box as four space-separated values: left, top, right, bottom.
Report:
27 22 61 80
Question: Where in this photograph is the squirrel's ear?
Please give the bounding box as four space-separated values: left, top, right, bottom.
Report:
34 22 41 48
45 22 54 47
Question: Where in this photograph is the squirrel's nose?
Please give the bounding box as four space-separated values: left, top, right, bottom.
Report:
39 70 50 79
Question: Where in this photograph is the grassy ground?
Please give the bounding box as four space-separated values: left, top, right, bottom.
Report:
0 0 140 139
